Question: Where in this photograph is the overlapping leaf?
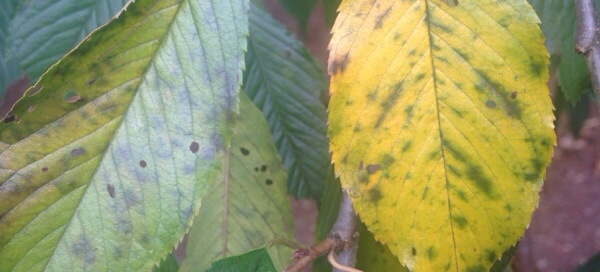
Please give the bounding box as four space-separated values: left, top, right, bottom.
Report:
205 247 277 272
0 0 248 270
5 0 129 80
528 0 597 102
180 93 294 272
0 0 23 94
328 0 555 271
244 5 329 198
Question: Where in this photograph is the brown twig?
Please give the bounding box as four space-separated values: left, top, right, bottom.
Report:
575 0 600 106
284 191 360 272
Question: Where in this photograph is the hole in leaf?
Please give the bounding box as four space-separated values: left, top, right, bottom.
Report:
189 141 199 153
240 147 250 156
107 184 116 198
265 179 273 185
71 148 86 157
140 160 147 168
64 90 81 103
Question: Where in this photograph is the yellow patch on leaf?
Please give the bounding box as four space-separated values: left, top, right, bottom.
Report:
328 0 555 271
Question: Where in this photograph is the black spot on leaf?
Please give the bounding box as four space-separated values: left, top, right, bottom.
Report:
189 141 199 153
265 179 273 185
254 167 259 172
240 147 250 156
3 114 17 124
71 148 86 157
87 79 96 86
139 160 147 168
260 165 267 172
107 184 116 198
412 247 417 256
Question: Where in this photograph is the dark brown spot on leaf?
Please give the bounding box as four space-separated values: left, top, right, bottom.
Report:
265 179 273 185
71 148 86 157
358 160 364 170
189 141 199 153
107 184 116 198
139 160 147 168
3 114 17 124
367 164 381 174
329 53 349 74
240 147 250 156
510 91 518 99
87 79 96 86
42 167 49 172
260 165 267 172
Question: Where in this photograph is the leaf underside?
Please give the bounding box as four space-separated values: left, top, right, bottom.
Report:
0 0 248 270
328 0 555 271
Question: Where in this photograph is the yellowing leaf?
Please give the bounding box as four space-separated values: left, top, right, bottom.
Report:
328 0 555 271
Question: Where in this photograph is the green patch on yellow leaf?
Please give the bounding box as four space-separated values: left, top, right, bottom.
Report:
328 0 554 271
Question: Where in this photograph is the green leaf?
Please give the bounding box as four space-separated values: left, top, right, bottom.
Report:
0 0 248 270
528 0 597 102
180 93 294 272
205 247 277 272
244 5 329 198
277 0 318 35
0 0 23 94
153 251 179 272
6 0 129 80
328 0 555 271
323 0 341 26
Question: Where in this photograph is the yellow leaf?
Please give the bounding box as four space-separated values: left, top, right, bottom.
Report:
328 0 555 271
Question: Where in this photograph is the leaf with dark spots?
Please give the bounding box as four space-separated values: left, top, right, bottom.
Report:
240 147 250 156
182 93 294 271
329 1 554 271
0 0 248 271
